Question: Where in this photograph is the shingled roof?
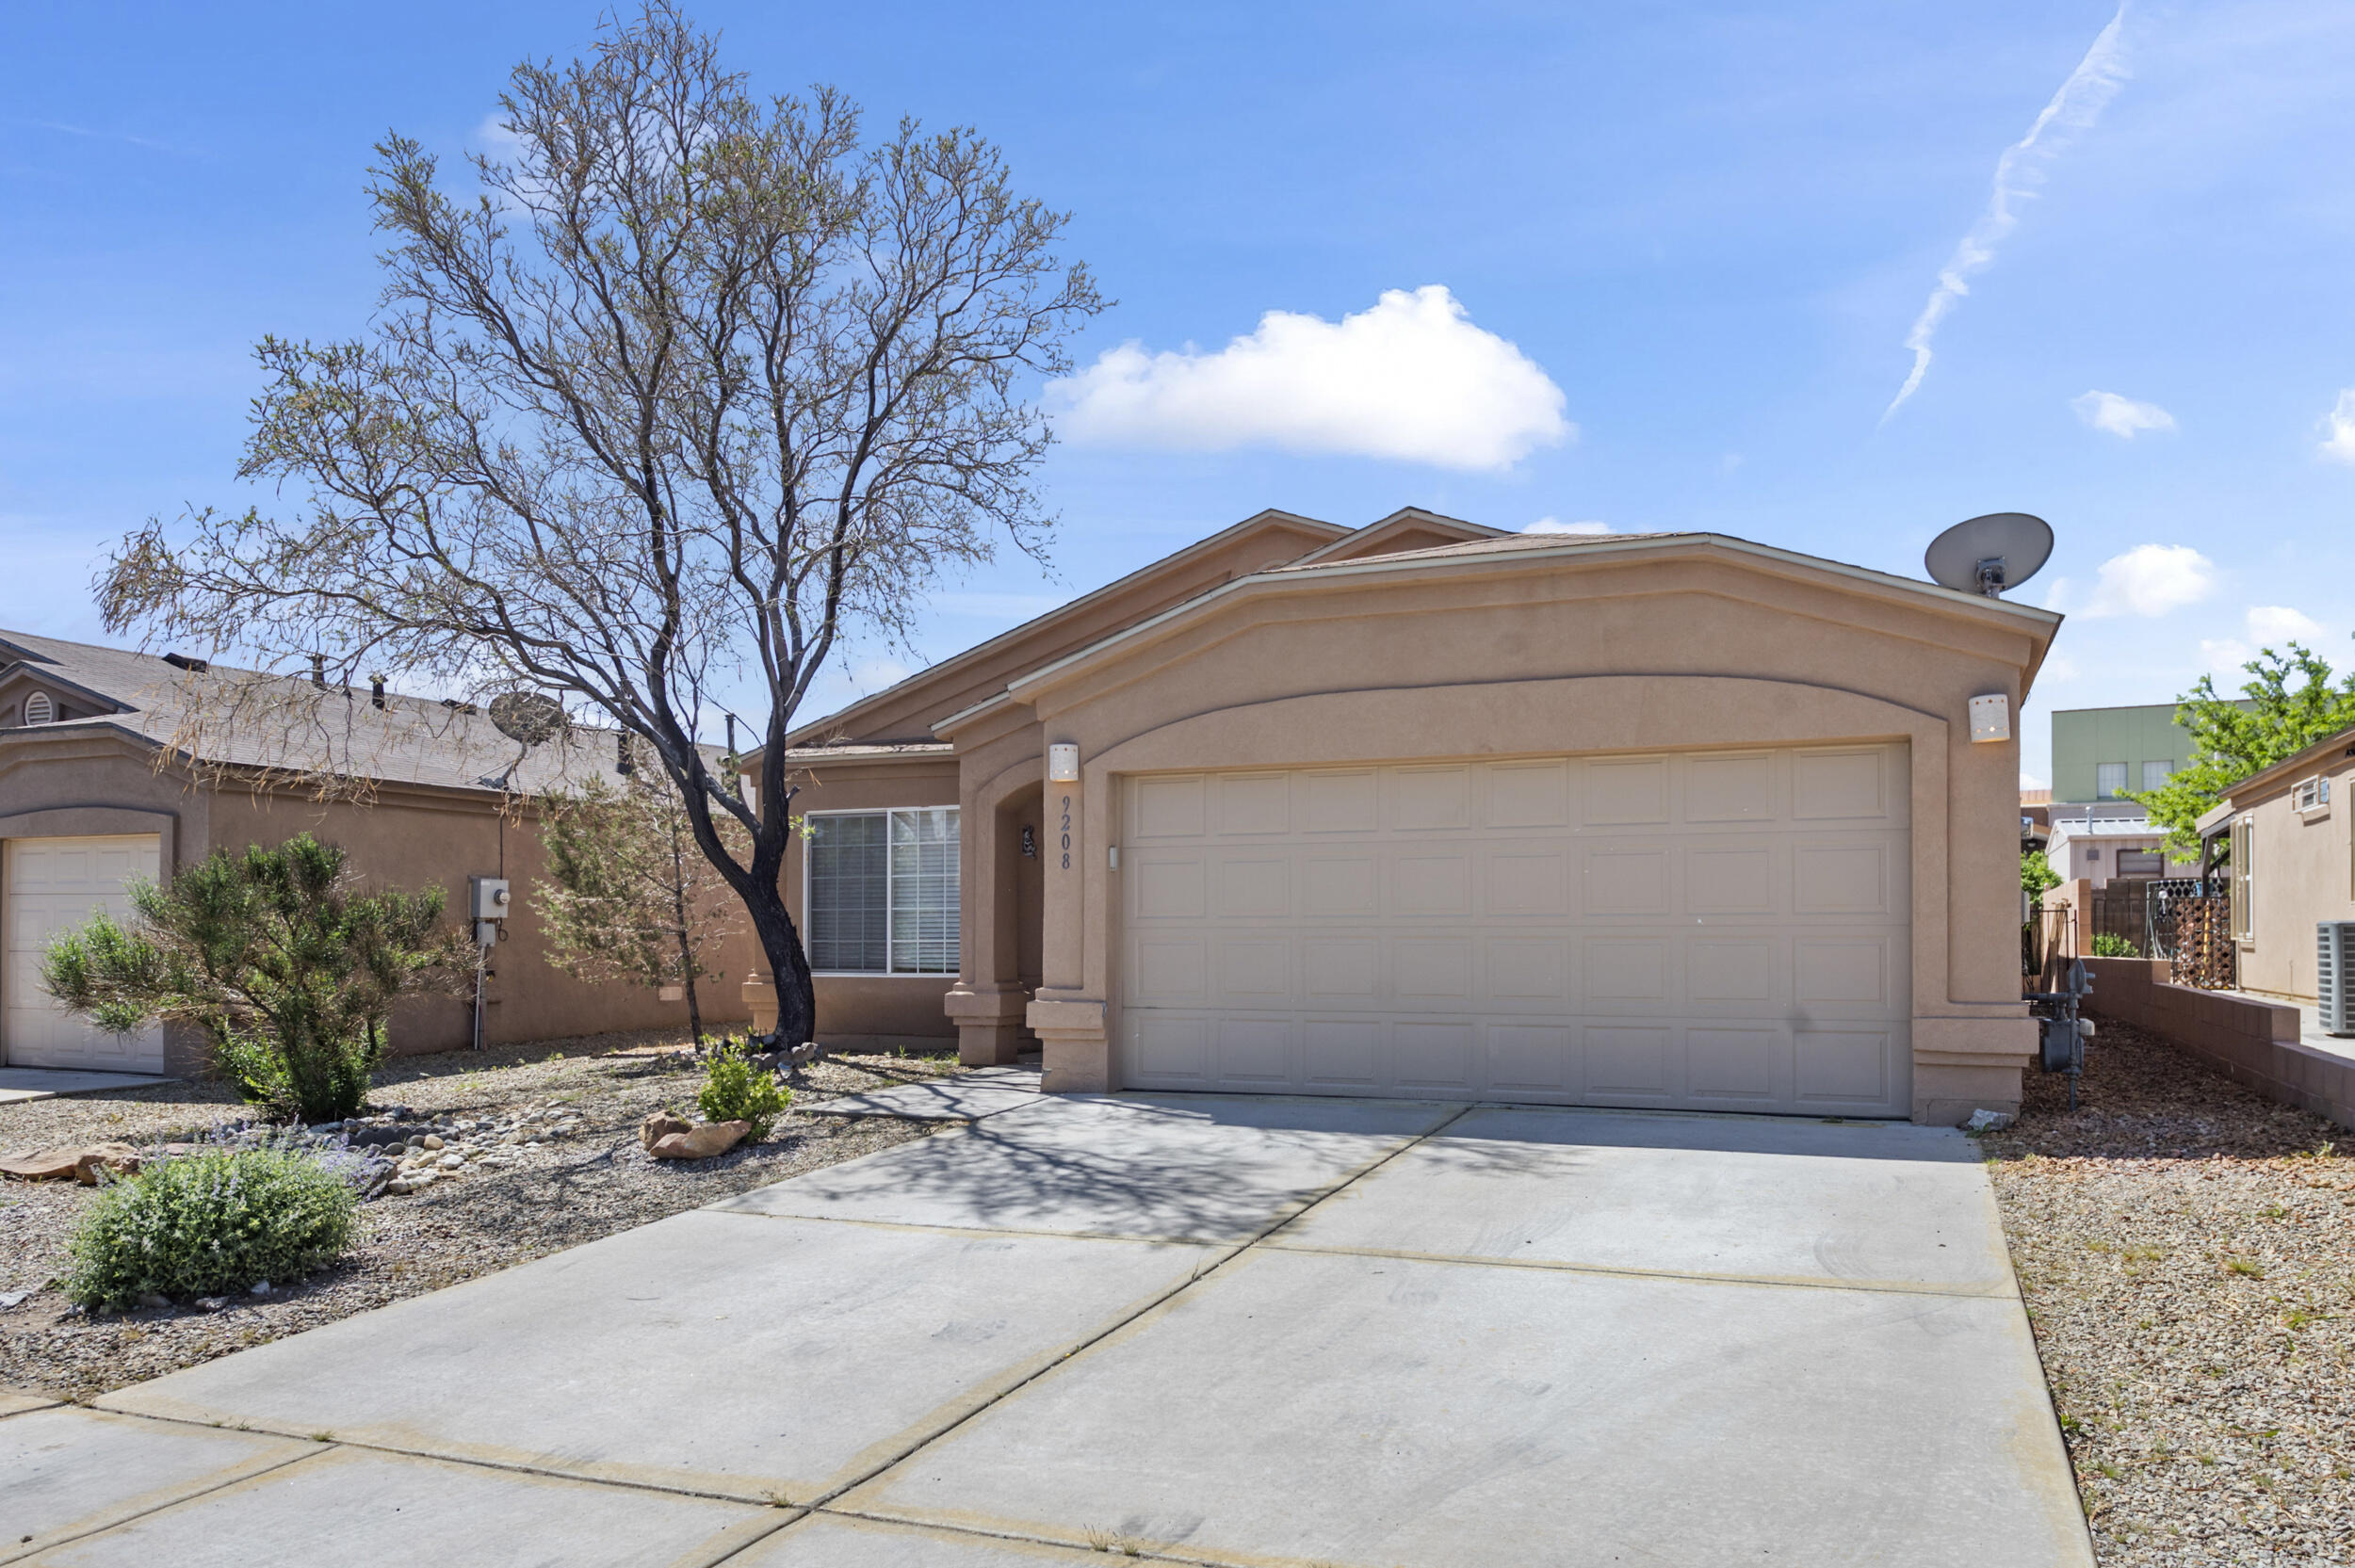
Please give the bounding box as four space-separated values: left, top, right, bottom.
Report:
0 628 681 799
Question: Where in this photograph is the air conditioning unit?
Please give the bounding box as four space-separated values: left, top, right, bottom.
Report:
2321 923 2355 1036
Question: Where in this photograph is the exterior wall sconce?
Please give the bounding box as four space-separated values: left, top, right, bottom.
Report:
1048 743 1080 783
1968 694 2010 744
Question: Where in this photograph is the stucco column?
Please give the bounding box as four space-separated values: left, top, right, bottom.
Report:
1026 745 1109 1091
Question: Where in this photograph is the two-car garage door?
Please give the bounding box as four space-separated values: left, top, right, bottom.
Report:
1118 745 1910 1117
3 835 166 1073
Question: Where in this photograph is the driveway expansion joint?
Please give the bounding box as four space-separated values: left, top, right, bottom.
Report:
1253 1238 2017 1299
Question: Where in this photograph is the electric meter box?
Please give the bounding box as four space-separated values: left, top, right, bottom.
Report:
469 876 512 922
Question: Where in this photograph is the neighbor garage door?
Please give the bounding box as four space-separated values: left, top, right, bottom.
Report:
1118 746 1910 1116
4 834 166 1073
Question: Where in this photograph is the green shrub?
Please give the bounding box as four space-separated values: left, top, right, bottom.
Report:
2090 933 2139 958
41 834 469 1123
64 1147 357 1310
697 1041 790 1140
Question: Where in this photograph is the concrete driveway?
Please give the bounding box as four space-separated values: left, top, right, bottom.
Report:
3 1090 2091 1566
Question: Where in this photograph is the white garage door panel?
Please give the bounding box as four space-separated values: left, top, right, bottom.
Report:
1118 748 1910 1116
4 834 166 1072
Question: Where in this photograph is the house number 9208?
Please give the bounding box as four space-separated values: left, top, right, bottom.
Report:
1059 794 1071 870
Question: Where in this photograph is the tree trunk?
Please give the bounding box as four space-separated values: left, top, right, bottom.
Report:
740 881 817 1047
677 927 705 1047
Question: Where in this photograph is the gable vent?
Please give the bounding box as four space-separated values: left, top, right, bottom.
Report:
24 690 54 725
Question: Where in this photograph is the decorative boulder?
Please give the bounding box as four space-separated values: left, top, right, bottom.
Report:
73 1143 142 1185
0 1143 142 1183
649 1120 750 1161
640 1111 694 1152
0 1149 85 1182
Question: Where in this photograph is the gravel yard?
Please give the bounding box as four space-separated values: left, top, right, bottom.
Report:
1983 1020 2355 1567
0 1031 966 1401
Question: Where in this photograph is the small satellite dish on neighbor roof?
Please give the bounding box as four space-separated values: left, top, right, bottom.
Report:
1924 511 2054 599
487 690 567 747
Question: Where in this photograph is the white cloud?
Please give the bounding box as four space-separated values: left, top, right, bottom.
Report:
2200 606 2324 676
2245 605 2326 646
2318 389 2355 463
1523 517 1612 535
2071 390 2176 439
2020 770 2050 791
1882 4 2132 421
1048 286 1572 471
2082 543 2216 618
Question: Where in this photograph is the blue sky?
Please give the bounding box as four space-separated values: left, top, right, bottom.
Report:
6 1 2354 785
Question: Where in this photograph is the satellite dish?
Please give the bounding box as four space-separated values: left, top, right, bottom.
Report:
1925 512 2054 599
487 691 566 747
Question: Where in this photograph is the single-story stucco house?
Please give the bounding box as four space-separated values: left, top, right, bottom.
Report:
752 508 2060 1125
2197 723 2355 1003
1 630 755 1076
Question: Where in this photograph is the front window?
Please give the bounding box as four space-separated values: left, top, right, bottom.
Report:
804 808 959 974
2140 760 2173 791
2231 816 2254 942
2096 762 2127 799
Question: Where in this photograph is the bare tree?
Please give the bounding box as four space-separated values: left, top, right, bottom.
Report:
96 4 1102 1045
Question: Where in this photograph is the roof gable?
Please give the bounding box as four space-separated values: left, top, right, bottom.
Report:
782 509 1344 749
1286 508 1505 566
972 529 2062 724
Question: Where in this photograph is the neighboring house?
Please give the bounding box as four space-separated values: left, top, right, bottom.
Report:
2044 801 2196 889
748 507 2059 1125
2196 723 2355 1003
0 631 755 1076
2050 702 2197 802
2020 787 2050 855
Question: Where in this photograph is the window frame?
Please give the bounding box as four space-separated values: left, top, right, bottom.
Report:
800 805 961 978
2140 759 2174 792
2230 814 2255 944
2095 761 2128 799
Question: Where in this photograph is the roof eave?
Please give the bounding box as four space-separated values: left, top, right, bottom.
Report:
1002 531 2063 705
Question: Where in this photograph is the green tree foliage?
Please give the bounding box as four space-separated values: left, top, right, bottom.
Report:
2022 849 2061 902
41 835 469 1122
2134 644 2355 852
538 769 746 1044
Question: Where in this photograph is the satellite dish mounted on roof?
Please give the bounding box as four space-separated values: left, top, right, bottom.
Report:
483 690 568 790
1924 512 2054 599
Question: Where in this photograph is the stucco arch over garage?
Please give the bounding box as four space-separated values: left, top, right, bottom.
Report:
964 535 2051 1124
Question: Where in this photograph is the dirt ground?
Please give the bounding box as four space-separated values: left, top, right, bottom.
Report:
0 1029 967 1400
1982 1020 2355 1567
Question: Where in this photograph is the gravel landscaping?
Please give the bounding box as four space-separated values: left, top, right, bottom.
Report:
1983 1019 2355 1567
0 1031 967 1401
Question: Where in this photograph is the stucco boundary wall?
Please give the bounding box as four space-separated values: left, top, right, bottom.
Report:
2078 957 2355 1133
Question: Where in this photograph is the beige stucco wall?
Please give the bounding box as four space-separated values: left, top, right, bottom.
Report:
2229 751 2355 1001
1 725 758 1075
949 543 2050 1123
769 755 964 1049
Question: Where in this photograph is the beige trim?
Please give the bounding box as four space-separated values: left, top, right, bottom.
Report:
1001 533 2062 712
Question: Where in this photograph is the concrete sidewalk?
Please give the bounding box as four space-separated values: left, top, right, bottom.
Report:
2 1094 2091 1566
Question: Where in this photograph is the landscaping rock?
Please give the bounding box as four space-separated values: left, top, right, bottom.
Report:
641 1111 694 1152
73 1143 142 1185
0 1149 86 1182
0 1143 143 1183
648 1120 750 1160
